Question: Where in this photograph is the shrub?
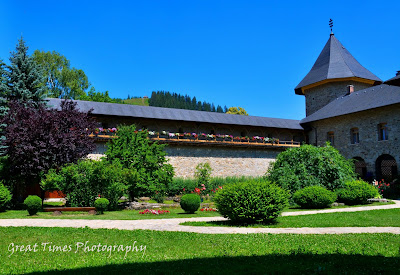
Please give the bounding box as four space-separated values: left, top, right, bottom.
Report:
214 180 289 224
0 182 12 211
180 194 201 213
195 162 212 187
267 143 356 194
336 180 380 205
293 185 337 209
41 160 133 208
24 195 42 215
105 125 174 199
94 198 110 214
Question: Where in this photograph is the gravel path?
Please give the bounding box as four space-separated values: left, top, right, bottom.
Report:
0 200 399 235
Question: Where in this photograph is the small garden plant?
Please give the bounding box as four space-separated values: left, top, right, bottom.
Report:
180 194 201 213
214 179 289 224
293 185 337 209
0 182 11 212
94 198 110 214
336 180 379 205
24 195 42 216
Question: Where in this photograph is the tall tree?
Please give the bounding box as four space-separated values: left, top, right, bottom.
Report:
226 106 249 116
0 100 96 193
6 38 46 104
33 50 89 99
0 59 9 155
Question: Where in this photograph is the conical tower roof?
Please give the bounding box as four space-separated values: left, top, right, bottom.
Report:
295 34 382 95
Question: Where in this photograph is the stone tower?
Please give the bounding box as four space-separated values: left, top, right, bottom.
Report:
295 33 382 116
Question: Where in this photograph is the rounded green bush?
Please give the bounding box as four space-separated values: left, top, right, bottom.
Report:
337 180 379 205
0 183 12 212
180 194 201 213
267 144 356 194
214 180 289 224
293 185 337 209
94 198 110 214
24 195 42 216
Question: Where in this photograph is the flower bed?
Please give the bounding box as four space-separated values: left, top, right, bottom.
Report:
139 209 170 215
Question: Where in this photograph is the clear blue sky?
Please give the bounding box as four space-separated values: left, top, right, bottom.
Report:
2 1 399 120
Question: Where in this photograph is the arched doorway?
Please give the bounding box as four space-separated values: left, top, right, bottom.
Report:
376 154 398 182
353 157 367 179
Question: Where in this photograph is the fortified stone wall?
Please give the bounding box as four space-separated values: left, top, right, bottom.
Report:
165 145 281 178
88 143 282 178
304 81 372 116
306 104 400 178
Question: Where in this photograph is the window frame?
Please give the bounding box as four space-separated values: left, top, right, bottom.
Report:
350 127 359 144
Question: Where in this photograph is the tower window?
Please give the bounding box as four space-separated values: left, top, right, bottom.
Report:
378 123 388 141
327 131 334 145
350 128 359 144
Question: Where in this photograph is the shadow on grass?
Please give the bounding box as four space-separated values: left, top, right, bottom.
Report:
28 253 400 274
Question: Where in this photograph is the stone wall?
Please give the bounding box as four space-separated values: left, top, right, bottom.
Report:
89 143 282 178
165 145 281 178
306 104 400 179
304 81 372 116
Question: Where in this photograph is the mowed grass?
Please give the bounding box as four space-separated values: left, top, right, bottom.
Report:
181 208 400 228
123 97 149 106
0 208 221 220
0 227 400 274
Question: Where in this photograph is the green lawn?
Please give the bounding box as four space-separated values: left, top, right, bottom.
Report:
181 208 400 228
0 208 221 220
123 97 149 106
1 227 399 274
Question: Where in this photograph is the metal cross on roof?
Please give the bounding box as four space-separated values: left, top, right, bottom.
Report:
329 19 333 34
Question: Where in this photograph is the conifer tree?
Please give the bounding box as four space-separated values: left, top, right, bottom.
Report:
0 59 9 155
6 37 46 104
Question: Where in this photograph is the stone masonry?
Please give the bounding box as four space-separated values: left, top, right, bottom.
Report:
165 145 281 178
304 81 372 116
306 103 400 178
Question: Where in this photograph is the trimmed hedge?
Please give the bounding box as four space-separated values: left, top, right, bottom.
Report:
337 180 379 205
293 185 337 209
94 198 110 214
214 180 289 224
0 183 11 211
24 195 42 216
180 194 201 213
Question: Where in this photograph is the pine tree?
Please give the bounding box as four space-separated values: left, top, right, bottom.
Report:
6 37 46 104
0 59 9 155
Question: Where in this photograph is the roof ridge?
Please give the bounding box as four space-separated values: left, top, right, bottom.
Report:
331 35 356 78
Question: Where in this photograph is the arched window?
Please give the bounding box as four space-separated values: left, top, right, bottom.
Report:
350 128 359 144
376 154 398 182
353 157 367 179
378 123 388 141
327 131 334 145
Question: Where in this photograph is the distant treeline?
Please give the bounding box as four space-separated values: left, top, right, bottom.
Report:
149 91 227 113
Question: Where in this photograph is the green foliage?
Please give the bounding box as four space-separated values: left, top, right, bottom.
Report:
267 143 356 194
194 162 212 187
180 194 201 213
167 176 260 197
214 180 289 224
0 59 9 155
105 124 174 199
6 38 46 104
94 198 110 214
33 50 88 99
151 192 165 203
41 160 133 208
226 106 249 116
336 180 380 205
0 182 11 211
293 185 337 209
24 195 42 215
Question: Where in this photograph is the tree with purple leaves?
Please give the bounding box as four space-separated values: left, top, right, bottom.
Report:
0 100 96 196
